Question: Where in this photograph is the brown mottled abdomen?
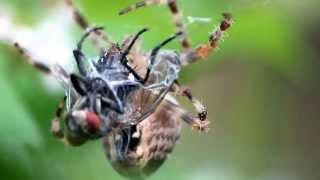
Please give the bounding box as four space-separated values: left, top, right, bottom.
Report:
103 100 181 179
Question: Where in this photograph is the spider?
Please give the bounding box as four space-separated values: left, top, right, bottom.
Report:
10 0 232 179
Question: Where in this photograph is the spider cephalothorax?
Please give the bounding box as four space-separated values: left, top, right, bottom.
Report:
7 0 232 179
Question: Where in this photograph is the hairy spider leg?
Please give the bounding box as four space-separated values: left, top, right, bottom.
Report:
172 80 207 121
180 13 233 66
13 42 52 74
178 105 210 132
12 42 76 140
65 0 112 49
119 0 191 51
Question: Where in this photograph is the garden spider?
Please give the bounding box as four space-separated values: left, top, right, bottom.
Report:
10 0 232 178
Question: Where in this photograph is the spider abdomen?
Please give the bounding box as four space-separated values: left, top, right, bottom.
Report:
103 101 181 179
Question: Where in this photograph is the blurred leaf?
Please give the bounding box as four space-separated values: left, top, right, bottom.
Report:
1 0 51 25
0 53 43 179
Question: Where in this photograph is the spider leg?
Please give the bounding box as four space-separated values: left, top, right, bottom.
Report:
65 0 113 50
13 42 51 74
13 43 70 137
119 0 191 51
172 80 207 121
180 13 233 66
51 96 67 139
141 32 182 84
179 107 210 132
118 0 151 15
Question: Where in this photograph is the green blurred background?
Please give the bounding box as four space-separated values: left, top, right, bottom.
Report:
0 0 319 180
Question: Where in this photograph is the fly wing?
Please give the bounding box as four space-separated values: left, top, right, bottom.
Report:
128 85 170 124
52 64 79 111
144 50 181 90
127 50 181 124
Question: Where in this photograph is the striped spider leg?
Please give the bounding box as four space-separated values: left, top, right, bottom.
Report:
13 42 69 141
65 0 113 53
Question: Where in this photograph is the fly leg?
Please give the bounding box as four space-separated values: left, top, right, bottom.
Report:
172 80 208 122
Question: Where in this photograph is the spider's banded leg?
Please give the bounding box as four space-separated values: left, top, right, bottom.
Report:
119 0 191 51
121 28 149 82
172 80 207 121
141 32 182 84
118 0 150 15
180 13 233 66
73 27 104 76
65 0 112 49
167 0 191 50
13 42 51 74
179 108 210 132
51 96 67 139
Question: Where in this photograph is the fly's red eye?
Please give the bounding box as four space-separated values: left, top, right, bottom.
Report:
86 112 100 133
